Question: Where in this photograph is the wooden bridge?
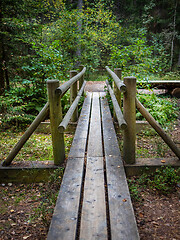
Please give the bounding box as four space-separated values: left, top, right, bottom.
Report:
47 92 139 239
2 66 180 239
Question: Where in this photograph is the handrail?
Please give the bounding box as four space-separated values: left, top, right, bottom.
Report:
106 80 127 130
105 66 126 92
136 98 180 159
56 67 86 96
2 102 49 166
58 81 86 133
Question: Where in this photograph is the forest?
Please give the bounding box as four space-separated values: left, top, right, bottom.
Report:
0 1 180 239
0 0 180 128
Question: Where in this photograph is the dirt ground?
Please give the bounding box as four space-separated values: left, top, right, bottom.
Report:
0 82 180 239
0 181 180 240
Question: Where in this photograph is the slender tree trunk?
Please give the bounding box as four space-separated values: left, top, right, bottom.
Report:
0 40 5 95
170 1 177 71
2 44 10 90
75 0 83 67
0 2 5 95
178 52 180 67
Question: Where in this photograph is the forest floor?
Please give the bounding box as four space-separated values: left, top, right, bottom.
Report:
0 83 180 240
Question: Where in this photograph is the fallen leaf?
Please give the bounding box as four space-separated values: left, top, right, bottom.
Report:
122 199 127 202
161 160 166 163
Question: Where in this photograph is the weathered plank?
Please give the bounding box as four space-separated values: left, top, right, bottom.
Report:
47 93 92 240
68 93 92 158
100 94 140 240
80 92 107 239
47 157 84 240
100 93 121 158
80 156 107 240
87 92 103 157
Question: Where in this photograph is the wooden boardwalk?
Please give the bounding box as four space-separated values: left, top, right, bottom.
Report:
47 92 139 240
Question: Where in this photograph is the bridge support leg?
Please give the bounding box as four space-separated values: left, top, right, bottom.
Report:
113 68 122 121
70 70 78 122
123 77 136 164
47 80 65 165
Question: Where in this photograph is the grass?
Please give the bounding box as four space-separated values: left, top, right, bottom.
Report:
87 71 108 81
0 130 73 164
128 166 180 201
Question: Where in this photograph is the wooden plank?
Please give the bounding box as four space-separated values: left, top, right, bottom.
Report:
80 157 107 240
100 93 121 158
80 93 107 239
100 94 140 240
47 93 92 239
47 157 84 240
87 92 103 157
68 93 92 158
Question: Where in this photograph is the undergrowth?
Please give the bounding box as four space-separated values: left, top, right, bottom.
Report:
128 166 180 201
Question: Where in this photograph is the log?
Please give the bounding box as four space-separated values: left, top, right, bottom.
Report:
2 102 49 166
47 80 65 165
56 67 86 96
106 80 127 130
70 70 78 122
58 81 86 132
105 66 126 92
123 77 137 164
136 98 180 159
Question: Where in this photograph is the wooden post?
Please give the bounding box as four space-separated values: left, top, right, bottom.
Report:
123 77 136 164
47 80 65 165
113 68 122 120
79 65 84 90
70 70 78 122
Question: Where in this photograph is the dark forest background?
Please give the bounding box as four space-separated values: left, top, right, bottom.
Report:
0 0 179 127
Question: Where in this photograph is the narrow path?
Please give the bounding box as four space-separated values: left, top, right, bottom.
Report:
47 92 139 240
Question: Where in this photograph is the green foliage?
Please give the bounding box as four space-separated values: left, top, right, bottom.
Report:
128 167 180 201
0 86 47 129
138 167 180 195
136 93 178 128
127 179 140 201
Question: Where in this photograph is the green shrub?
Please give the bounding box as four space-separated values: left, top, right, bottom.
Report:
136 93 178 128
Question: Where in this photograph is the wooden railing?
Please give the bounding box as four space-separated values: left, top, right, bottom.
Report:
106 66 137 164
2 66 86 166
47 66 86 165
105 66 180 162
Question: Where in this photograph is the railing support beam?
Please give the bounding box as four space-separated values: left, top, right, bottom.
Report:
70 70 78 122
79 65 84 91
47 80 65 165
123 77 136 164
114 68 122 120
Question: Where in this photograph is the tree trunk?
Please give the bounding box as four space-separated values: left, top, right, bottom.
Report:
170 1 177 71
0 3 5 95
75 0 83 68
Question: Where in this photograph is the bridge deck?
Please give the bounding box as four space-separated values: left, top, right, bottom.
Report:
47 92 139 240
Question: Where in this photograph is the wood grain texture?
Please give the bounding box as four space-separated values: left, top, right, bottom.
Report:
47 157 84 240
100 94 140 240
87 92 103 157
68 93 92 158
80 157 107 240
80 92 107 239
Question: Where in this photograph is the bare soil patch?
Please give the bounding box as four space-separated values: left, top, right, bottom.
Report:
133 188 180 240
84 81 106 92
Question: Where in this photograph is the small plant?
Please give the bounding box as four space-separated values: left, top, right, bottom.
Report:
147 167 180 194
136 93 178 128
127 178 141 201
128 166 180 202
